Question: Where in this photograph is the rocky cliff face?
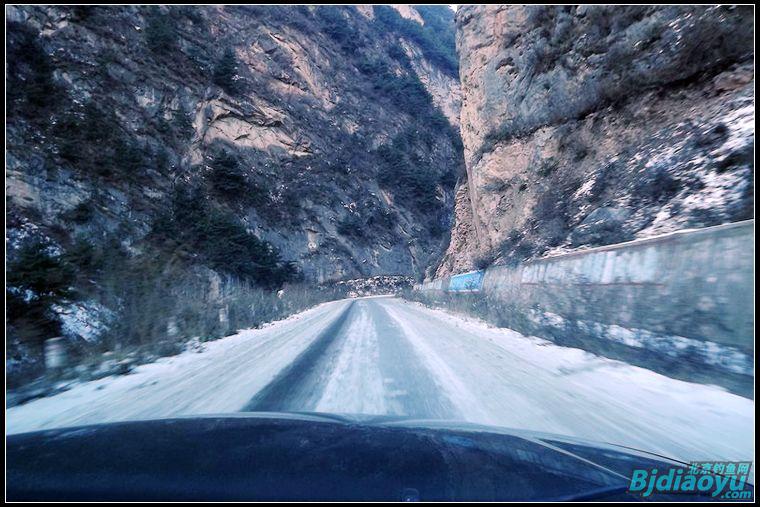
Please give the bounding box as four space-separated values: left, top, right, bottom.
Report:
438 5 754 275
6 5 463 373
7 5 462 285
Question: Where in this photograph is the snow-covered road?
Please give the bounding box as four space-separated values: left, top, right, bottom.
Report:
6 296 754 465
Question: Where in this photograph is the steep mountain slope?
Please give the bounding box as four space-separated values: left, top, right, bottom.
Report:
6 5 462 376
438 5 754 275
7 5 462 282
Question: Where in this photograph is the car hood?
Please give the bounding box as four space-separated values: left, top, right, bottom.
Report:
6 412 751 501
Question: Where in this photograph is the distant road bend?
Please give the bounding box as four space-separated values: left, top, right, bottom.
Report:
6 296 753 465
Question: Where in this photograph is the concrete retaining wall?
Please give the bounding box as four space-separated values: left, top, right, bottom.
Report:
417 221 754 386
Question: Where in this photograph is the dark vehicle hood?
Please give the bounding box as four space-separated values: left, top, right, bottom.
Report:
6 412 752 501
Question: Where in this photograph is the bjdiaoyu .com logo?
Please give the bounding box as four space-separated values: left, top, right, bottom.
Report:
628 462 753 500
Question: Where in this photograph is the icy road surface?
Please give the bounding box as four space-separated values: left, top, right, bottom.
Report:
6 296 753 464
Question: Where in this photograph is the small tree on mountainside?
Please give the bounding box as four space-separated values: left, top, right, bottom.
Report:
6 242 77 347
208 150 248 196
7 23 59 114
213 47 239 93
145 12 178 53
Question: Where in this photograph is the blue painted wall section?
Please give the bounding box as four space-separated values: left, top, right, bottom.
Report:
447 270 485 292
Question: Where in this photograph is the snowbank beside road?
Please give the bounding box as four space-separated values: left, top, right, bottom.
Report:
380 299 753 464
6 300 350 434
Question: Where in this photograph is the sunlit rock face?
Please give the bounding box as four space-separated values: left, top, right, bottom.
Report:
438 5 754 276
6 5 463 284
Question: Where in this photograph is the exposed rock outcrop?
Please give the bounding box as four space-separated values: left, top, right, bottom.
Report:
438 5 754 276
7 5 462 285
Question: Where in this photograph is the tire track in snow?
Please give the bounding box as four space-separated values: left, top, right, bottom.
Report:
314 301 388 415
368 301 462 419
245 298 460 419
378 300 495 424
310 299 460 418
243 301 355 411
